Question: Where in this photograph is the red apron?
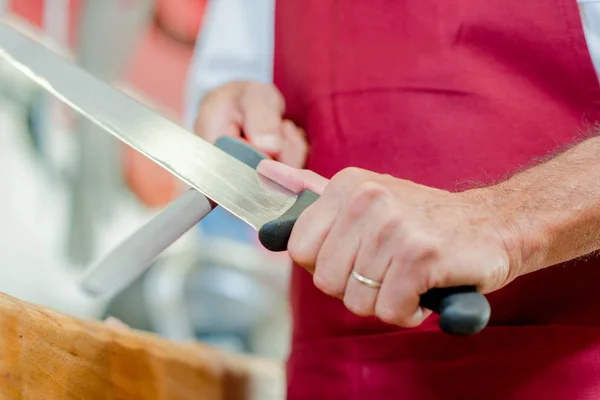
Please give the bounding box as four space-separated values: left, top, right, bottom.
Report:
274 0 600 399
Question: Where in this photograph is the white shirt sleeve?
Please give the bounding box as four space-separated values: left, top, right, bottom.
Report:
183 0 276 129
579 0 600 82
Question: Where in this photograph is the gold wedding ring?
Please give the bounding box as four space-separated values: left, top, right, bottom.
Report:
351 270 382 289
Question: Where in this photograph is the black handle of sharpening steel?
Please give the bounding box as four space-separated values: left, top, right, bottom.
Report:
216 137 491 336
258 190 491 336
214 136 269 169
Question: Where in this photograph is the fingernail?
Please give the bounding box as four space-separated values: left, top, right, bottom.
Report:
253 134 282 153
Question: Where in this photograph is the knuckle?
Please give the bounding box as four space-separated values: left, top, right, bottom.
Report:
399 237 441 290
245 82 284 109
202 83 234 106
356 180 389 200
345 181 391 218
313 272 342 297
424 267 446 293
405 235 439 263
373 214 403 247
287 223 313 266
287 237 312 269
344 296 372 317
286 238 301 262
380 211 404 233
331 167 364 185
195 87 234 125
298 168 317 182
376 305 402 325
376 305 421 328
399 316 422 328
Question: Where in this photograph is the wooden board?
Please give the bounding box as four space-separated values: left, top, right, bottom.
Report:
0 292 284 399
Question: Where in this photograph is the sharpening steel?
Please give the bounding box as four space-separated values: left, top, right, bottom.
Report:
0 22 492 336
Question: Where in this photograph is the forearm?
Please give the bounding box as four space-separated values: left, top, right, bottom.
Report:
484 135 600 276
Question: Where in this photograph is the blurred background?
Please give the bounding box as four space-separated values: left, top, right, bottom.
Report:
0 0 291 360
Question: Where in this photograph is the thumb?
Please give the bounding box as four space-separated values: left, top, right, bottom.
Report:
240 86 285 155
257 160 328 195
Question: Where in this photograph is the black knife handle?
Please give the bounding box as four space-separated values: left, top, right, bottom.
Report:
216 136 491 336
258 190 491 336
258 190 320 252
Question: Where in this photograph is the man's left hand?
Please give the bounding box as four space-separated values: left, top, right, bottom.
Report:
257 160 522 328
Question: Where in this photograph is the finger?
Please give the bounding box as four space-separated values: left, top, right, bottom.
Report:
257 160 328 194
195 112 242 143
375 255 432 328
342 209 397 317
240 85 285 154
288 170 371 277
312 207 361 299
287 191 339 272
194 93 243 143
278 120 308 168
314 182 388 302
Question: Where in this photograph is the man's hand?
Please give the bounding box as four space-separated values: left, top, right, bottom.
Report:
195 81 308 168
258 160 521 328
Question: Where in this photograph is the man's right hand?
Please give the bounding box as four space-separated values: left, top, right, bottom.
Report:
194 81 309 168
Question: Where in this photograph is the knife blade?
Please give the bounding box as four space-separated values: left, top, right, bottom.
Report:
0 22 298 232
0 22 491 335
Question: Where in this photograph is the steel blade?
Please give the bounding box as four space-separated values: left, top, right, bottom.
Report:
0 22 297 230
